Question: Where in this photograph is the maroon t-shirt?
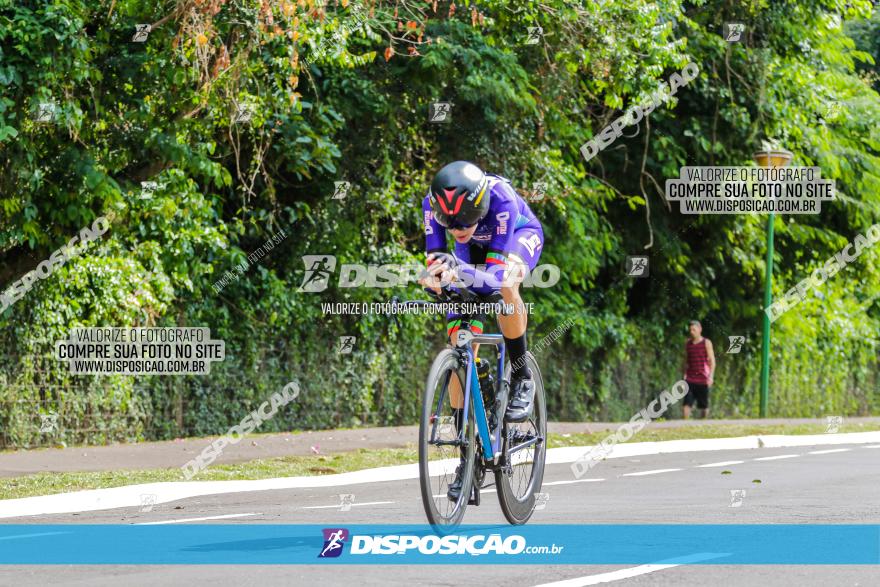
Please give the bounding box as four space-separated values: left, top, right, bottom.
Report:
685 338 711 385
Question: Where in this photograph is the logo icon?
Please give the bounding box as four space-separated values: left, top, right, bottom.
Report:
429 102 452 123
436 187 464 216
726 336 745 354
233 103 254 124
518 233 542 257
319 528 349 558
525 26 543 45
299 255 337 292
534 492 549 511
139 493 157 513
338 335 356 354
39 412 59 434
338 494 354 511
332 181 351 200
723 23 745 43
528 182 547 203
436 415 455 438
140 181 159 199
132 24 151 42
36 102 57 123
823 101 842 123
625 256 649 277
729 489 746 508
825 415 843 434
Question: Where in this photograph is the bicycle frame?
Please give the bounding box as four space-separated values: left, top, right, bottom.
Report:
430 333 506 461
397 294 540 465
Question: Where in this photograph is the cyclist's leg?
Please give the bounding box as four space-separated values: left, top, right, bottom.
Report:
499 226 544 422
446 314 484 501
445 244 488 500
498 226 543 374
447 242 487 409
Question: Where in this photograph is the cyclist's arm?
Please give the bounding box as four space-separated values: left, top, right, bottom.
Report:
422 195 448 294
454 192 519 295
422 194 447 255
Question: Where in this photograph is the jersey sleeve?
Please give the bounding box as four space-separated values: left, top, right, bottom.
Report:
422 194 447 254
486 183 520 262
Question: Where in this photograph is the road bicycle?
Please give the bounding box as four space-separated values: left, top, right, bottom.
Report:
392 290 546 530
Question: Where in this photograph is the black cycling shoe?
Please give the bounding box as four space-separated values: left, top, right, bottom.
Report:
447 460 467 502
505 376 536 423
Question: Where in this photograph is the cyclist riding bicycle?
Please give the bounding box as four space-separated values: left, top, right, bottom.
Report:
418 160 545 501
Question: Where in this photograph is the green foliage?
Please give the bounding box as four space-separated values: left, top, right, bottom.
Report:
1 0 879 447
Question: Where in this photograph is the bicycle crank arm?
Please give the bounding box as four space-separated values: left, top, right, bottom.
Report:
507 436 541 455
468 481 481 506
430 440 468 448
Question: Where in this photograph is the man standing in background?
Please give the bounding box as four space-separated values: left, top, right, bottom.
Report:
682 320 715 419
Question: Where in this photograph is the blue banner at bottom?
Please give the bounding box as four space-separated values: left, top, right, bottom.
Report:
0 524 877 565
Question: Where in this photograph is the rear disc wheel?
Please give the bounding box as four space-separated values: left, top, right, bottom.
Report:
495 352 546 525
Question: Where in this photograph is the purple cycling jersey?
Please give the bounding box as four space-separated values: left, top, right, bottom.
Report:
422 174 541 255
422 174 544 295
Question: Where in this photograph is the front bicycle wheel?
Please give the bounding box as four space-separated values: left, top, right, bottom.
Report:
495 351 546 525
419 349 476 530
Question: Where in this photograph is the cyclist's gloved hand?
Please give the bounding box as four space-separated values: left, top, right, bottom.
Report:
426 252 458 271
426 252 460 289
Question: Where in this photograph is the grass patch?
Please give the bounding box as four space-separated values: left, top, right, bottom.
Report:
2 422 878 500
544 421 880 448
0 446 419 500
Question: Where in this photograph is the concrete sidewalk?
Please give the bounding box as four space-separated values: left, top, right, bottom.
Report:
1 417 878 478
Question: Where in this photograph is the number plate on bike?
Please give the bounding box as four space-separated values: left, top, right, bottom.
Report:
455 329 474 347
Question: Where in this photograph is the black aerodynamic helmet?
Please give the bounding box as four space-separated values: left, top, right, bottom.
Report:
428 161 490 228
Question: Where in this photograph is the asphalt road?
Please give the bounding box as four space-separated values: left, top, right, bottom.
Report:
1 442 879 586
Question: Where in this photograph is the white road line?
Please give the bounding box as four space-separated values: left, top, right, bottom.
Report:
696 460 744 468
533 563 682 586
135 513 259 525
531 552 728 586
753 454 800 461
6 431 880 519
621 468 681 477
543 479 606 486
301 501 394 510
865 445 880 448
807 448 851 455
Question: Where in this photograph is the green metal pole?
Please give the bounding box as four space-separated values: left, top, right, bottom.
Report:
759 212 774 417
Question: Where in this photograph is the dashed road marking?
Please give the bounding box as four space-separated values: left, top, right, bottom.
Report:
621 468 682 477
697 460 744 468
136 513 260 525
808 448 851 455
530 552 729 585
543 479 605 486
301 501 394 510
753 454 800 461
